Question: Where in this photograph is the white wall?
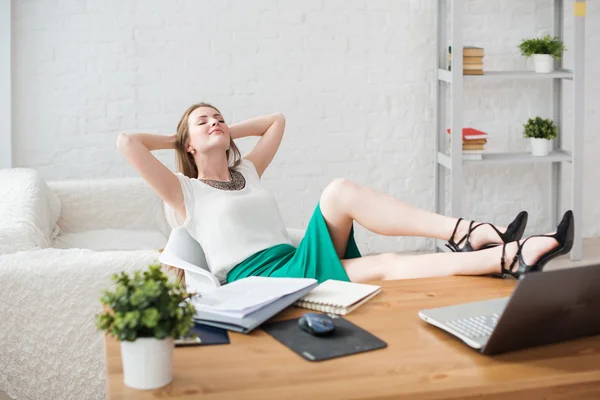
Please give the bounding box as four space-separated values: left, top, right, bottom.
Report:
11 0 599 254
1 0 10 168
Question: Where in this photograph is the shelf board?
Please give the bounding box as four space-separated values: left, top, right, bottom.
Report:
438 69 573 83
437 150 572 168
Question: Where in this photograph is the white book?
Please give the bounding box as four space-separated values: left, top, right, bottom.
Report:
295 280 382 315
192 277 317 319
193 278 319 333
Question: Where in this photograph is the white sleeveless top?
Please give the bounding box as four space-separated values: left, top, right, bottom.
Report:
167 159 292 283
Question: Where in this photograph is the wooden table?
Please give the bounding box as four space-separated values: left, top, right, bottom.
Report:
105 276 600 399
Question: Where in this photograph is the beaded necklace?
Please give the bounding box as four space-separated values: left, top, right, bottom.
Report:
198 170 246 191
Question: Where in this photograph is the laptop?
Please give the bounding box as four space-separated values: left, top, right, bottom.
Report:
418 263 600 355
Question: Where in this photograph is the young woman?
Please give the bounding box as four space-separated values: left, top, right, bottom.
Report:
117 102 574 285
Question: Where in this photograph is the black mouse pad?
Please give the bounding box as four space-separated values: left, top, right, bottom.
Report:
262 314 387 362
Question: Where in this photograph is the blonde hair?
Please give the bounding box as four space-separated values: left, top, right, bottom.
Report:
166 102 242 286
174 102 242 178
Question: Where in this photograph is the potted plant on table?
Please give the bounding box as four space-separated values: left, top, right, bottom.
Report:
96 264 196 390
518 34 566 73
523 117 558 156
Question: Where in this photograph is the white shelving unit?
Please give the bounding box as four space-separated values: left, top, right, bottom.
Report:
437 69 574 82
434 0 585 260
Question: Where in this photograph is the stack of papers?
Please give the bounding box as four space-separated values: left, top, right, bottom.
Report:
190 277 319 333
193 277 316 318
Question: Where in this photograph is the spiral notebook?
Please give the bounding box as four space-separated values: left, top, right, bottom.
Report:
295 280 381 315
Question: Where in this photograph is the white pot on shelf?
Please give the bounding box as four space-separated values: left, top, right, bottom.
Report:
533 54 554 73
530 138 552 156
120 337 174 390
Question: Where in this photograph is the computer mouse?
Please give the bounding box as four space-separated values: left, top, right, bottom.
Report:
298 313 336 336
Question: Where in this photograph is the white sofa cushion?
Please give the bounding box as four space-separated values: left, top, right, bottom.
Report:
53 229 168 251
48 177 171 237
0 168 61 254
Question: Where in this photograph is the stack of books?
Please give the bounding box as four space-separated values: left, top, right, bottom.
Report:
446 127 489 160
448 46 484 75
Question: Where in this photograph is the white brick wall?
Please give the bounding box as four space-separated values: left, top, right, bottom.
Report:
11 0 599 254
1 0 10 168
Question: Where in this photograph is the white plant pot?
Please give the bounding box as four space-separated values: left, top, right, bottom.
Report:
533 54 554 73
121 337 174 390
531 138 551 156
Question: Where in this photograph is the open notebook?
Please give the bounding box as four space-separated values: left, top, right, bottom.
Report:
295 280 381 315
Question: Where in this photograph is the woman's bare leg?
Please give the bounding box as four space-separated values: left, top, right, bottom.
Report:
341 236 559 282
319 178 507 258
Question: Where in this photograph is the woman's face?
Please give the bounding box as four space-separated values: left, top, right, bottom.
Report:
186 106 230 155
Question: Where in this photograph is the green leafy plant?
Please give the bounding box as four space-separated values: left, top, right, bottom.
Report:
518 35 566 59
96 264 196 342
523 117 558 140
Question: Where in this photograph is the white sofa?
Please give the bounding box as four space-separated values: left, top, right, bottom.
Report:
0 168 304 400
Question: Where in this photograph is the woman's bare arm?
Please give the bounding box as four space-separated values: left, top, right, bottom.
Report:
124 133 178 151
116 133 186 220
229 113 285 177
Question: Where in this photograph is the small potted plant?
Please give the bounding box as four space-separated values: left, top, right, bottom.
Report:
518 34 566 73
96 264 196 390
523 117 558 156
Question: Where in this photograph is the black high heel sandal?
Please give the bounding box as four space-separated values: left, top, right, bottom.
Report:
446 211 528 279
445 211 529 253
500 210 574 279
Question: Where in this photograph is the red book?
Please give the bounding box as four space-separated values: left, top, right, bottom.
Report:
446 127 489 140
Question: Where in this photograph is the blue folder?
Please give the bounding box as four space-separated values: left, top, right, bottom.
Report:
193 282 318 333
175 323 230 346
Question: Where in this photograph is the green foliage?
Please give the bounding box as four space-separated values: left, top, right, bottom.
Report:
518 35 565 59
523 117 558 140
95 264 196 342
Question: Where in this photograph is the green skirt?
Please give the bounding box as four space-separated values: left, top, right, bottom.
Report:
227 203 362 284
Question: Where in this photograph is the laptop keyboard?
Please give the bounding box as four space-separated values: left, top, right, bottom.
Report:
446 314 500 339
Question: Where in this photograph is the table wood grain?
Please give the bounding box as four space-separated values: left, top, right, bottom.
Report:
105 276 600 399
